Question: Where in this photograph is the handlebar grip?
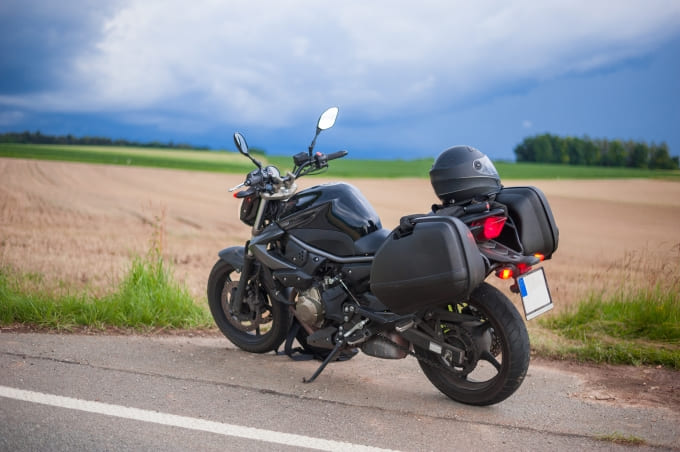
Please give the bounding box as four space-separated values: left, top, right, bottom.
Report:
235 186 256 198
327 150 348 161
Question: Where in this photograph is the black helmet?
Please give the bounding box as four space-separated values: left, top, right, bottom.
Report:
429 145 501 204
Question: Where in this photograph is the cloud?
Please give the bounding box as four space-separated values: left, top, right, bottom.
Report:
2 0 680 134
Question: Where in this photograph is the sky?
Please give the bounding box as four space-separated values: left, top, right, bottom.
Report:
1 1 679 161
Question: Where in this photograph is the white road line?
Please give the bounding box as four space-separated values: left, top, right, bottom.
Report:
0 385 399 452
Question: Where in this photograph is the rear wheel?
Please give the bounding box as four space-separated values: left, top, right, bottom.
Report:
207 259 289 353
416 283 530 406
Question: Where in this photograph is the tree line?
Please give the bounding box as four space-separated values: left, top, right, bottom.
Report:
514 134 678 169
3 130 678 169
0 130 209 151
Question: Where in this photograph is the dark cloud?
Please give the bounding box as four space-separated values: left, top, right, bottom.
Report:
0 1 678 159
0 1 121 92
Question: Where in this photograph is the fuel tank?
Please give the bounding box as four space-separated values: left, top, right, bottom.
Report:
277 182 383 256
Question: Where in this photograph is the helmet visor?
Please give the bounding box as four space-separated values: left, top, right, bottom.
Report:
472 155 499 177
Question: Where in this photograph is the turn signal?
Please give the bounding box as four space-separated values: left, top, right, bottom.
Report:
534 253 545 262
496 267 514 280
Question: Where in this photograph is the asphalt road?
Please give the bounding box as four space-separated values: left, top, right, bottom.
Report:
1 332 678 451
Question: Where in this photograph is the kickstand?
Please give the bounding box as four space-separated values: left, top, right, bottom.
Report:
302 339 344 384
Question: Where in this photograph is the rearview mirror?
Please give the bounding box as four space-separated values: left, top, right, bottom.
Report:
234 132 261 168
317 107 338 131
233 132 249 155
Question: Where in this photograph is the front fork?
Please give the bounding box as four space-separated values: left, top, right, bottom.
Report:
230 243 293 316
231 242 255 316
230 196 271 314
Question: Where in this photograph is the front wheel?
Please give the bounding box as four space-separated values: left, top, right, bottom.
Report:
415 283 530 406
207 259 290 353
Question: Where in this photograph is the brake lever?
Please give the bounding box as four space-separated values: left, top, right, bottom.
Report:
229 182 246 192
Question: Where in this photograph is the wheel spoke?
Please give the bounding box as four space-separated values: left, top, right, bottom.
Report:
480 350 502 371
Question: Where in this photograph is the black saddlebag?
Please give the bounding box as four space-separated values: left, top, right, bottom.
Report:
370 216 485 315
495 186 559 259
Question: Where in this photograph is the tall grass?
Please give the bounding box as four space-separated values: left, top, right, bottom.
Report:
0 228 212 331
536 246 680 368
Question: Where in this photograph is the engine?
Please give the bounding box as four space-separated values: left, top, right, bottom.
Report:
294 279 409 359
295 287 325 327
294 281 348 329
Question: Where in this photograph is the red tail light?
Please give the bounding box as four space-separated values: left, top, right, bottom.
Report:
517 263 532 274
470 216 507 241
482 216 506 240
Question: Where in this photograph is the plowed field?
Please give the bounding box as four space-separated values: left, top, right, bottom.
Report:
2 158 679 308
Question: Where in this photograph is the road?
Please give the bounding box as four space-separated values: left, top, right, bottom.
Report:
1 332 678 451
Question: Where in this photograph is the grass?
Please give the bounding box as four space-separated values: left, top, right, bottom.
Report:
534 248 680 369
595 432 646 446
495 161 680 180
266 155 438 178
0 250 212 332
3 248 677 369
0 143 254 174
3 143 679 179
0 208 212 331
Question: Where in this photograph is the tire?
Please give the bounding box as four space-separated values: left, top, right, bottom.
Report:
416 282 530 406
207 259 290 353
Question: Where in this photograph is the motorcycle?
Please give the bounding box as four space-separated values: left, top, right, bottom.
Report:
207 107 559 406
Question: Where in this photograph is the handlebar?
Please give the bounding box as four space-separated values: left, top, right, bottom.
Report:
327 150 348 161
312 149 347 169
232 149 348 198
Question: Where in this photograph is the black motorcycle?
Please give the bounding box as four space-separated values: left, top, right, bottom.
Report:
207 107 559 406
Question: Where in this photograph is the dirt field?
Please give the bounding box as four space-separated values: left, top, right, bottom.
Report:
2 158 680 408
2 158 678 305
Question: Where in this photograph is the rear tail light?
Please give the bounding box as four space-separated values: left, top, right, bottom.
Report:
483 216 506 239
517 263 531 274
472 216 507 240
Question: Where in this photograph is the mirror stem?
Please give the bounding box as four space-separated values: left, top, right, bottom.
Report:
308 130 320 156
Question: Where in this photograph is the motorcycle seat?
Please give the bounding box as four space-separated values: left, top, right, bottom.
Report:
353 228 391 255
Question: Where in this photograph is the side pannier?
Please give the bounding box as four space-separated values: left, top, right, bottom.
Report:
370 216 485 314
495 186 559 259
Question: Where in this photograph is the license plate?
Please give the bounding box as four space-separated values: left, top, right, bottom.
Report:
518 268 554 320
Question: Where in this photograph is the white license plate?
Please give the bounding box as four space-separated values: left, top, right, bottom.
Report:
518 268 554 320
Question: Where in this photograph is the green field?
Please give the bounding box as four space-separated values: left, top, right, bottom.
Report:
0 143 254 173
2 143 679 179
